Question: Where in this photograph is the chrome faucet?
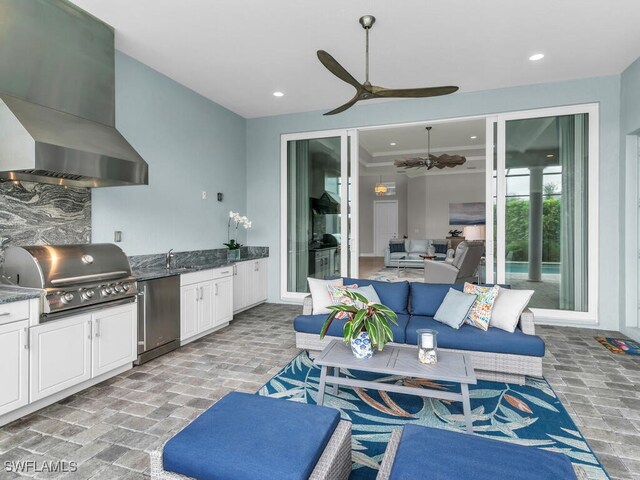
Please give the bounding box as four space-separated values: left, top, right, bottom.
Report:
165 249 175 270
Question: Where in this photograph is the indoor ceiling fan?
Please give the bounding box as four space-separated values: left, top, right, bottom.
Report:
394 127 467 170
317 15 459 115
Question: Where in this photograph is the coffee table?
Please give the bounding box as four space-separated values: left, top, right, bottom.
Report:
314 340 477 433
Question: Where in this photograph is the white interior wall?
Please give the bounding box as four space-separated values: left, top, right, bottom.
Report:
407 172 486 240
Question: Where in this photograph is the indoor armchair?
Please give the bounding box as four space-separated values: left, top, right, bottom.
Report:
424 241 484 284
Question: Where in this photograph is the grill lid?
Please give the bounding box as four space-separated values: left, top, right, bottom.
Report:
3 243 132 289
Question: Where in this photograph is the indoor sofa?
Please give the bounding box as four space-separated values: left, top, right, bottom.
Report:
384 238 449 268
294 278 544 384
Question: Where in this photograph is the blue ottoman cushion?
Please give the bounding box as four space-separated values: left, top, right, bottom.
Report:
294 313 410 344
405 316 545 357
389 424 577 480
163 392 340 480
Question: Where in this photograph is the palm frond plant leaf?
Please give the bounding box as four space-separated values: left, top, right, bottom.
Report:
320 289 398 351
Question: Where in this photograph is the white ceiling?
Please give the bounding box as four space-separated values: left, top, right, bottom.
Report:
70 0 640 119
359 119 487 177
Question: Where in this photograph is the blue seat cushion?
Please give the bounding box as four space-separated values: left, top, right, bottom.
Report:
410 282 464 316
163 392 340 480
343 277 410 314
294 314 409 344
389 424 576 480
405 316 545 357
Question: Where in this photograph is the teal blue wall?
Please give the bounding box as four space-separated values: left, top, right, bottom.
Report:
620 57 640 341
246 76 621 330
92 52 247 255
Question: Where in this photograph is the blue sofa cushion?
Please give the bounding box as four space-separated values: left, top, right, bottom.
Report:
410 282 464 316
405 316 545 357
389 242 405 253
163 392 340 480
389 424 576 480
294 314 410 344
343 277 410 314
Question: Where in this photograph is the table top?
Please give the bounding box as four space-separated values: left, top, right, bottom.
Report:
315 340 476 385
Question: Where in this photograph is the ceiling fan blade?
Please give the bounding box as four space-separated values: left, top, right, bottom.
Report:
324 95 360 115
434 154 467 166
317 50 362 90
372 86 459 98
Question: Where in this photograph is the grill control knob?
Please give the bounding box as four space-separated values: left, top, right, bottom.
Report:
82 290 95 300
102 287 113 296
122 283 131 291
61 293 75 304
114 285 124 293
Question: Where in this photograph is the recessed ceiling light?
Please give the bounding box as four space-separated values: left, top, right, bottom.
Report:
470 136 477 140
546 154 554 158
390 142 397 146
272 91 284 97
529 53 545 61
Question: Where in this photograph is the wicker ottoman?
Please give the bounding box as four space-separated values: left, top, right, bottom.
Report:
377 425 588 480
150 392 351 480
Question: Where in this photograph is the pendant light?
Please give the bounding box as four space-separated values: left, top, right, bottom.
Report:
374 176 388 196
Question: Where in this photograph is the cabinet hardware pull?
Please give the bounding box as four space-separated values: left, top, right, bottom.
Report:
88 320 92 340
95 319 101 338
24 327 29 350
201 286 204 300
0 312 10 316
215 283 219 296
220 270 230 275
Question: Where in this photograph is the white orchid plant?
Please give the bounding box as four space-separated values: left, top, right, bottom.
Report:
225 211 252 250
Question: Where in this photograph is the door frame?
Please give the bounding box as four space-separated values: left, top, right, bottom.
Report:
280 129 353 302
493 103 600 325
373 200 399 257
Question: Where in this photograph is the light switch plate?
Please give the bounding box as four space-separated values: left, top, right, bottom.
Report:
114 231 122 242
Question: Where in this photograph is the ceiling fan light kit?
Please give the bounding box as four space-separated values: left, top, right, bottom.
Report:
317 15 459 115
393 126 467 171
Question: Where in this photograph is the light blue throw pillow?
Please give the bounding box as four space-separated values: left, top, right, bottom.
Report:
434 288 477 329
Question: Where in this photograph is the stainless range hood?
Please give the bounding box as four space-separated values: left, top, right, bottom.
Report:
0 0 148 188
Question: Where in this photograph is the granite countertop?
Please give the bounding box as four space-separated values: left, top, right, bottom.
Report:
0 285 43 304
132 252 269 282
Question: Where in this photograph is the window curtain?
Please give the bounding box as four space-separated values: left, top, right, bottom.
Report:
287 140 310 293
558 114 588 311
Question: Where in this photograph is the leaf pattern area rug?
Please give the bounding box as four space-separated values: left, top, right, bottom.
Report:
257 352 609 480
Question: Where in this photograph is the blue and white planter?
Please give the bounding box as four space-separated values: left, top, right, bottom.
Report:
350 331 373 359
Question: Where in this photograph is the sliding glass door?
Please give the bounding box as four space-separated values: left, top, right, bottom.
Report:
490 105 598 322
281 130 357 300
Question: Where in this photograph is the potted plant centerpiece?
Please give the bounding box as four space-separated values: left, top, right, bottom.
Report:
224 211 251 261
320 289 398 359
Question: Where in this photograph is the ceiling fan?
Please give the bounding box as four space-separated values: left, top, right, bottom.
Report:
317 15 459 115
394 127 467 170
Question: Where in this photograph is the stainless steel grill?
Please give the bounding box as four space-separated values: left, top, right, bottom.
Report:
3 243 137 321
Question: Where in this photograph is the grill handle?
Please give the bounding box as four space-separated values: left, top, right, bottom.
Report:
50 271 129 286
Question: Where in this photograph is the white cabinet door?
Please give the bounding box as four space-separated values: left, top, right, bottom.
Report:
30 314 91 402
92 303 137 378
198 281 215 332
0 320 29 416
181 284 199 341
256 258 268 304
214 276 234 325
233 262 248 313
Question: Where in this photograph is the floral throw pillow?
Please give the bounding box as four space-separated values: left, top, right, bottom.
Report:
463 283 500 331
327 284 381 319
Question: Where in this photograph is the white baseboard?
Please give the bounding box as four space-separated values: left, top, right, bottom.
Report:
359 253 379 257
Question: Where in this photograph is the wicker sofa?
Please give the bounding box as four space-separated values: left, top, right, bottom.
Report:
294 278 544 385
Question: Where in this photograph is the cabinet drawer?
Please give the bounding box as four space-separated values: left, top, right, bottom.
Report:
180 269 215 286
0 301 30 326
211 267 233 279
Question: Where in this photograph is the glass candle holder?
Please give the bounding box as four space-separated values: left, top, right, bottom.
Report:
417 329 438 364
